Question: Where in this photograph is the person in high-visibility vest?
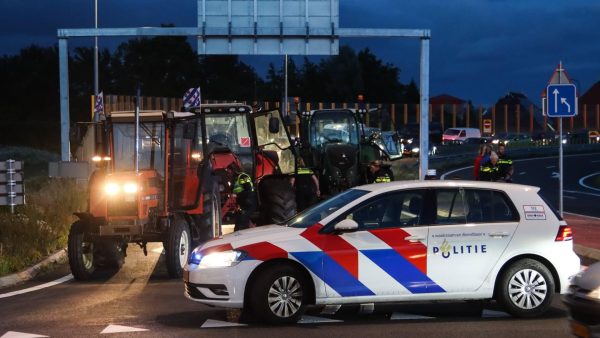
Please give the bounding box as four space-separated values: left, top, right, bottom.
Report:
497 143 514 182
291 159 320 212
233 172 256 231
368 160 394 183
479 151 500 181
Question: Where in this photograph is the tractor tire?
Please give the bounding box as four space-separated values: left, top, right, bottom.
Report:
94 240 126 269
259 177 296 225
68 221 96 281
199 191 222 242
165 216 192 278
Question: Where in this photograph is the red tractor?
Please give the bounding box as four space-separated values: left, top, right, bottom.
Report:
68 104 297 280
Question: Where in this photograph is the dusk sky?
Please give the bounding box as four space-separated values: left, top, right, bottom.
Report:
1 0 599 105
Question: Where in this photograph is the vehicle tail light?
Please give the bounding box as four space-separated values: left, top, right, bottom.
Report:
555 225 573 241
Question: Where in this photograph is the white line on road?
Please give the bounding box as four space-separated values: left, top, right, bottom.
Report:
0 274 73 299
592 160 600 163
578 172 600 193
546 165 556 169
563 195 577 200
518 172 527 175
563 189 600 198
441 153 600 180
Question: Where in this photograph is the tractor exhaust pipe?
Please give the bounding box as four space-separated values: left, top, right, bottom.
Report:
134 86 140 173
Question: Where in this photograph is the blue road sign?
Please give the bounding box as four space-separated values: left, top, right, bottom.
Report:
547 84 577 117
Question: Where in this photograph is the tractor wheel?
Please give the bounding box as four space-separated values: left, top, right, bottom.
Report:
259 177 296 224
94 240 126 269
165 217 192 278
68 221 96 281
199 191 222 242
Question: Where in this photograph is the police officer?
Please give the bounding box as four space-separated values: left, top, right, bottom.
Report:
368 160 394 183
291 159 320 212
233 172 257 231
497 143 514 182
479 151 500 181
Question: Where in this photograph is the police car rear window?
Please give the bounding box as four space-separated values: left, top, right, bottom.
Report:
287 189 369 228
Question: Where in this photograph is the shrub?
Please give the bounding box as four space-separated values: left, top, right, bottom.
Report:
0 177 86 276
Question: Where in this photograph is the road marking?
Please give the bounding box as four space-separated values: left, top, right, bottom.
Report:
201 319 247 328
552 172 559 178
0 332 48 338
564 189 600 198
518 172 526 175
578 172 600 192
298 315 343 324
100 325 149 334
481 309 511 318
592 160 600 163
0 274 73 299
563 195 576 200
546 165 556 169
390 312 434 320
441 152 600 179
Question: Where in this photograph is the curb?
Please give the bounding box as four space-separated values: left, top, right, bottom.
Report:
0 249 67 289
574 244 600 263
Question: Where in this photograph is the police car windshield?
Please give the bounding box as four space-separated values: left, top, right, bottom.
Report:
286 189 369 228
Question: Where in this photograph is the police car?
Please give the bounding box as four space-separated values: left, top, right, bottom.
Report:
183 180 580 323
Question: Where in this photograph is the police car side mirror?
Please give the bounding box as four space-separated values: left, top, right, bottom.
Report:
334 219 359 232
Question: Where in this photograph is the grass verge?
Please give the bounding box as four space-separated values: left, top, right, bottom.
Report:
0 177 86 276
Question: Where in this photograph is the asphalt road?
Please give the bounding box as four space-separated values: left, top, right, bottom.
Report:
442 152 600 217
0 243 576 338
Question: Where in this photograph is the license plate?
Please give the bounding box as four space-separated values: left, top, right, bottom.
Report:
183 269 189 282
570 320 590 338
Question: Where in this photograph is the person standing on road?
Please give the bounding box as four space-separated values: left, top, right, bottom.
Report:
291 159 320 212
233 172 257 231
473 144 491 180
479 151 499 181
497 143 514 182
368 160 394 183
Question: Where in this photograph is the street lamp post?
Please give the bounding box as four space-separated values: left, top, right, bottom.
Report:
93 0 99 121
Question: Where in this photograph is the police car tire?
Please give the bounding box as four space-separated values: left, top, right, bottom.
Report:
250 264 308 324
68 221 96 281
497 259 555 318
165 217 191 278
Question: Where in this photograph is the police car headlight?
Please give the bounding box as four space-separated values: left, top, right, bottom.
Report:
193 250 246 268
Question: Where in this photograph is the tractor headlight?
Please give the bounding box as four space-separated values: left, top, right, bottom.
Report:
104 182 120 195
412 147 420 153
123 182 138 194
189 249 246 268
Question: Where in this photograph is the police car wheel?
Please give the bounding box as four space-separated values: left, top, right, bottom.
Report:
250 264 307 324
497 258 555 318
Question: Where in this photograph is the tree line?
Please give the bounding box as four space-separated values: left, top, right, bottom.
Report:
0 35 419 152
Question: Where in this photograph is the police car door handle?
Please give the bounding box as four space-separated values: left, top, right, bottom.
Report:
489 232 510 238
404 235 425 242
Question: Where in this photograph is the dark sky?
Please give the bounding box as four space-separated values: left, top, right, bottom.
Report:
1 0 599 104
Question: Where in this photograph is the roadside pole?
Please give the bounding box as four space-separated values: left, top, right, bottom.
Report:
545 62 577 217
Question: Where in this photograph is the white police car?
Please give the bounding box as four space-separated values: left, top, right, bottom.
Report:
183 181 580 323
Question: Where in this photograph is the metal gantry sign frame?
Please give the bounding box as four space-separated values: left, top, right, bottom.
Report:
57 0 432 180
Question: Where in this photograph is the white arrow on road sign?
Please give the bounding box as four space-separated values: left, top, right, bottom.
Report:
553 88 559 112
560 98 571 112
552 172 560 179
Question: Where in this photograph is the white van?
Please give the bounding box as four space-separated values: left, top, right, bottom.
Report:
442 127 481 143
